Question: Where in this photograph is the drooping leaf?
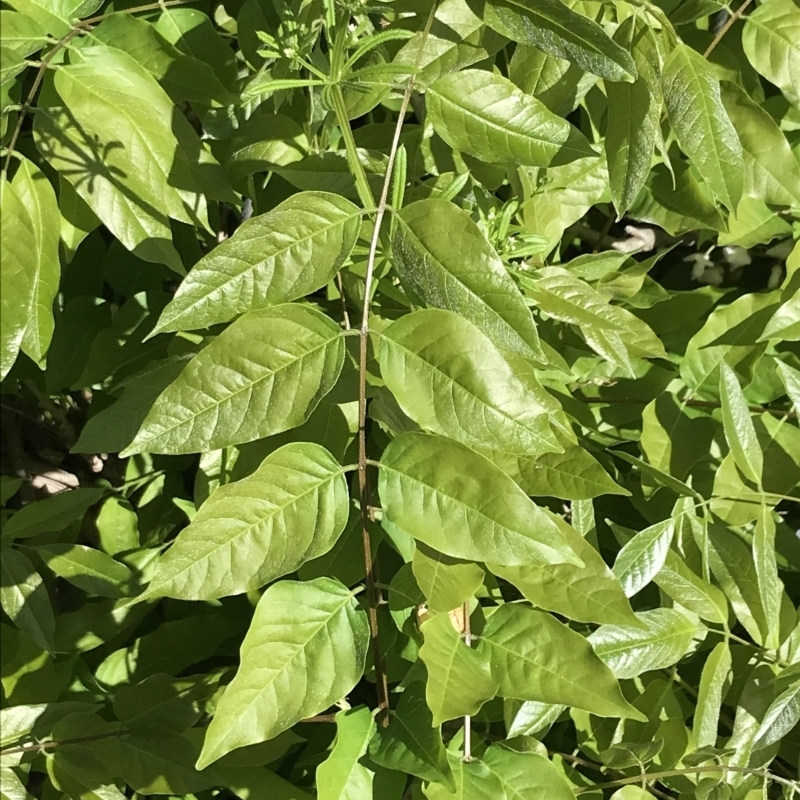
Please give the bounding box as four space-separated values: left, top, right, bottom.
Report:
719 361 763 485
605 17 661 216
490 517 641 627
473 0 637 81
662 44 743 212
197 578 369 768
379 309 562 456
752 504 783 651
378 432 582 568
316 707 376 800
589 609 699 679
612 520 674 598
137 443 349 601
0 549 55 653
419 612 497 725
693 641 732 749
123 304 345 455
151 192 361 335
369 682 454 789
753 676 800 750
392 199 545 362
426 69 596 168
478 604 645 720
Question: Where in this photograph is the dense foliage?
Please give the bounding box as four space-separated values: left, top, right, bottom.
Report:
1 0 799 798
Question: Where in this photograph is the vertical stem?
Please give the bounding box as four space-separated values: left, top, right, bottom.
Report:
330 85 375 210
462 600 473 762
355 1 439 725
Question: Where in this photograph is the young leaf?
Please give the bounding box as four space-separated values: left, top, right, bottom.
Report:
412 544 484 613
151 192 361 335
197 578 369 768
490 518 642 627
123 304 345 455
719 361 763 485
605 17 661 217
316 707 376 800
426 69 596 168
478 604 645 720
379 309 562 456
419 612 497 725
0 549 55 653
589 609 698 679
392 199 545 363
475 0 637 81
693 641 732 749
612 520 674 598
136 443 349 602
378 432 582 568
368 682 454 789
662 44 743 212
753 504 782 651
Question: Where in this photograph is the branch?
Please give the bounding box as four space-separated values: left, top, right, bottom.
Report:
704 0 756 58
577 394 795 419
355 1 439 725
0 729 126 757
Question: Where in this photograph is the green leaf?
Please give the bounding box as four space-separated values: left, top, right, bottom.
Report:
2 489 105 541
589 609 699 679
138 442 348 601
412 544 484 613
0 477 22 505
662 44 743 212
380 309 562 456
0 549 55 653
225 115 309 182
0 11 46 57
0 174 41 378
486 443 628 499
392 0 504 88
378 432 582 568
35 47 217 272
90 14 233 107
490 518 642 627
58 175 99 263
123 304 345 455
474 0 637 81
680 291 777 394
4 0 98 37
693 642 731 748
419 612 497 725
152 192 361 335
753 676 800 750
197 577 368 768
11 157 59 365
505 699 565 738
605 17 661 216
753 505 782 651
719 361 763 485
316 707 376 800
760 292 800 342
654 551 728 624
742 0 800 106
478 604 645 720
482 746 575 800
113 673 205 733
393 199 545 362
776 360 800 410
721 82 800 207
368 682 454 789
1 766 34 800
37 544 134 597
612 520 675 598
426 69 595 168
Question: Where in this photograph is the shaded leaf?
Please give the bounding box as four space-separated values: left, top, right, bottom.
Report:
0 549 55 653
316 707 376 800
37 544 135 597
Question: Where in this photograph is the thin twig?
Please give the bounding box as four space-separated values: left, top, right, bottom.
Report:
355 1 439 726
0 729 126 756
704 0 756 58
1 0 195 176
